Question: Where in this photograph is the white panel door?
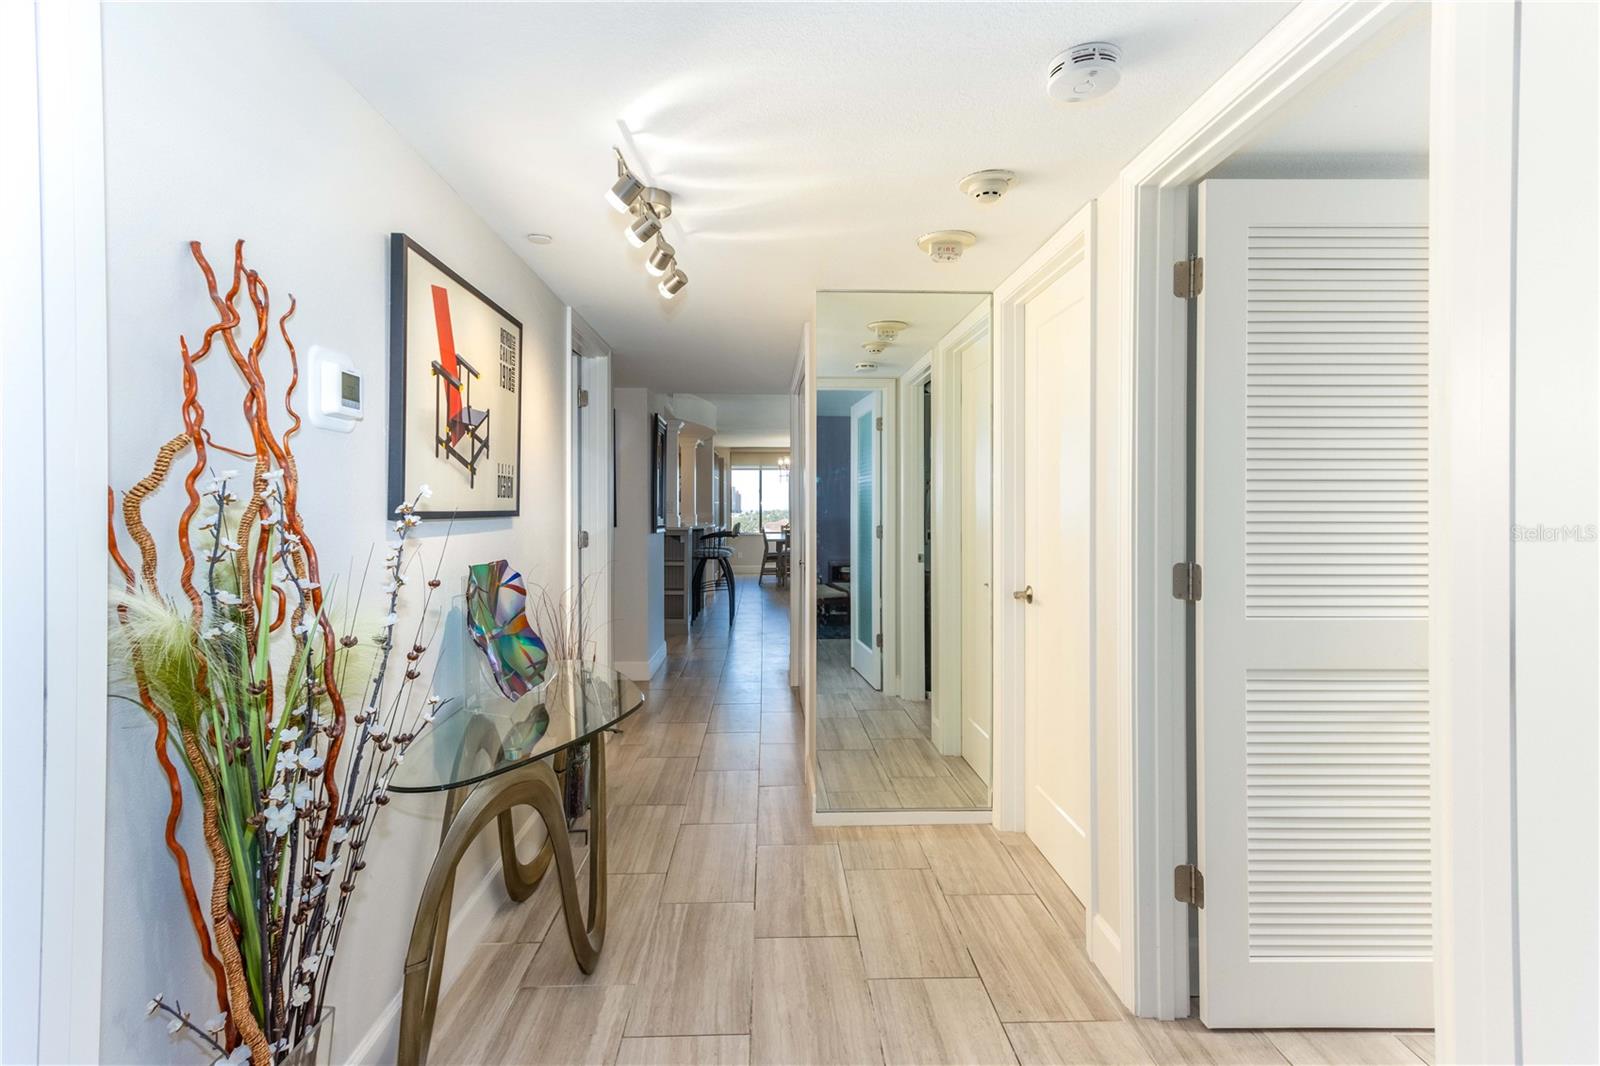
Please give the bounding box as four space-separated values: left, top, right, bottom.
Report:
960 337 994 785
1022 262 1093 904
1197 179 1430 1028
849 391 883 688
569 312 613 669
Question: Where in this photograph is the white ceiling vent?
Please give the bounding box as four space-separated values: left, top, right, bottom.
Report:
855 361 880 373
916 230 977 264
959 170 1015 204
867 320 909 342
1047 41 1123 103
861 339 889 356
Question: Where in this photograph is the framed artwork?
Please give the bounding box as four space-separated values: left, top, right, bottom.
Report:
649 413 668 532
388 233 522 519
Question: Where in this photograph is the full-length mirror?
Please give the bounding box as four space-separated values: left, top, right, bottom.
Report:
812 291 992 812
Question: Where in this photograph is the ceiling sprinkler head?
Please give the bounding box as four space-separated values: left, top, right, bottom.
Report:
861 339 889 356
867 320 909 343
916 230 977 264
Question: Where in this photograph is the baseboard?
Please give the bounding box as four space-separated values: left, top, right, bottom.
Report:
615 642 666 683
732 564 763 576
344 816 544 1064
1088 911 1133 1013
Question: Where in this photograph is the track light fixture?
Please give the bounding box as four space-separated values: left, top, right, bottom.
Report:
610 147 688 300
607 171 645 214
658 269 688 299
626 211 661 248
645 239 676 277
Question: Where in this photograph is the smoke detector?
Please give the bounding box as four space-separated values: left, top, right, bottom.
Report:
861 339 889 356
958 170 1016 204
867 320 909 342
855 361 880 373
916 230 977 264
1047 42 1123 103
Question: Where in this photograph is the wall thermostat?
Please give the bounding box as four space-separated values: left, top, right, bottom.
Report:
307 345 364 433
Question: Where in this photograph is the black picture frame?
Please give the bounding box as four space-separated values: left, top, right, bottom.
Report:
388 232 523 520
649 413 669 532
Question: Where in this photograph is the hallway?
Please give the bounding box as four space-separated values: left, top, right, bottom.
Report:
432 578 1435 1066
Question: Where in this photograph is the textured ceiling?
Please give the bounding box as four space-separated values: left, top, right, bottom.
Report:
816 291 987 379
280 2 1291 392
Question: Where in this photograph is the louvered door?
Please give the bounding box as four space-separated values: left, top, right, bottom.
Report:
1196 179 1431 1028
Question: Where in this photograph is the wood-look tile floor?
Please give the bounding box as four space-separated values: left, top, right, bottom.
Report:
436 578 1432 1065
815 639 989 812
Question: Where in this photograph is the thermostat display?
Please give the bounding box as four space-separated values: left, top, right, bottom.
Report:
308 345 364 433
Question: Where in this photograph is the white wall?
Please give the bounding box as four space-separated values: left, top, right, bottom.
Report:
1089 184 1124 939
612 387 667 679
100 5 571 1061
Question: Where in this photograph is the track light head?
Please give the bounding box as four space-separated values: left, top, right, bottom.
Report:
645 239 676 277
626 211 661 248
607 172 645 214
658 269 687 299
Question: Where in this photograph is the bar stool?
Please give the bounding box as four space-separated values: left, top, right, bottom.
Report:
692 526 738 626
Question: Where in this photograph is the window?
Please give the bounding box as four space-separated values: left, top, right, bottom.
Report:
731 462 789 532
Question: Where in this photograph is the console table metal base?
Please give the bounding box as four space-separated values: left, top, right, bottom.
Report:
397 733 607 1066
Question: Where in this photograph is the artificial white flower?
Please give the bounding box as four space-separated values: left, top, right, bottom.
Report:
416 484 433 499
292 782 315 810
299 580 321 591
166 1016 184 1035
260 469 283 483
202 626 223 641
275 751 298 774
380 613 398 628
145 999 162 1016
292 622 310 637
300 954 321 975
297 750 325 773
312 858 336 877
203 1013 227 1034
268 782 287 804
330 826 350 845
278 726 302 745
289 984 311 1008
217 621 239 636
214 1045 251 1065
402 513 420 527
219 538 242 553
199 514 219 531
213 589 241 606
262 805 294 834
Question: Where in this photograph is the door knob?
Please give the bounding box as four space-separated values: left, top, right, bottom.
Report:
1013 586 1033 603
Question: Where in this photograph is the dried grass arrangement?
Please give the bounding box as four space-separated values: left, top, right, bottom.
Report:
109 241 449 1063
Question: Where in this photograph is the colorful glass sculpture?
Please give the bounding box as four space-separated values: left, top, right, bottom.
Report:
465 560 549 700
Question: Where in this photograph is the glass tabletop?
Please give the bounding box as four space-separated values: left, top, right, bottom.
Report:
390 664 644 794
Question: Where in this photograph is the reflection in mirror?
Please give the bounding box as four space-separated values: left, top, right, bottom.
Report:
813 291 992 812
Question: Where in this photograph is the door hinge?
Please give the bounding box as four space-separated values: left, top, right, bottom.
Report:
876 523 883 540
577 388 590 408
577 530 590 549
875 416 883 431
1173 256 1204 299
1174 864 1205 908
875 633 883 649
1171 561 1202 602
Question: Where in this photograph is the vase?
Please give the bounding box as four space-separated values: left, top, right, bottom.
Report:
278 1009 333 1066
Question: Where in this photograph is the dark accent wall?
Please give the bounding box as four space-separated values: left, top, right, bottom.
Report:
817 416 851 582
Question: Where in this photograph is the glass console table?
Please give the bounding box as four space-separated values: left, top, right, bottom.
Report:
389 664 644 1066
